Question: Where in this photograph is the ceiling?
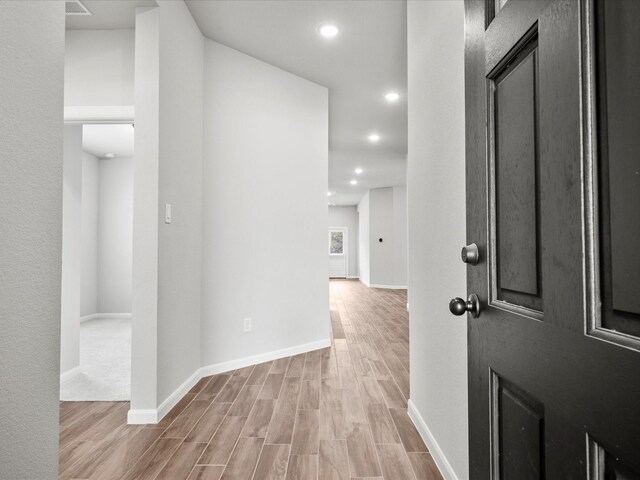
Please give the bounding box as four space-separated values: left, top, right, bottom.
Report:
65 0 157 29
67 0 408 206
83 124 135 159
186 0 407 206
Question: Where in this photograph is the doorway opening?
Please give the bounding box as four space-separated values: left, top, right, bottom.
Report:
329 227 348 278
60 123 134 401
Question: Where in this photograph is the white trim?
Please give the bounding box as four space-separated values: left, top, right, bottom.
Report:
97 313 132 319
64 105 135 124
127 338 331 425
347 275 359 279
369 284 408 290
80 313 99 323
81 313 132 323
199 338 331 378
154 367 202 423
127 409 158 424
328 227 348 278
408 399 458 480
60 365 82 384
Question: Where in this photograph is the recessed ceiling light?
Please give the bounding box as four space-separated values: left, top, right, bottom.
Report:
327 191 333 197
104 152 117 158
355 168 363 174
318 23 340 38
368 134 380 143
385 91 400 102
328 202 336 206
350 180 358 185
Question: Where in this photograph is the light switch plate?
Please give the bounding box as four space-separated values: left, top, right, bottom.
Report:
165 204 172 224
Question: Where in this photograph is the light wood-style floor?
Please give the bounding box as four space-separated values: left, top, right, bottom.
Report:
59 279 443 480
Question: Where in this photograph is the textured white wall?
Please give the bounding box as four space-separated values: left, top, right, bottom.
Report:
98 157 133 314
357 193 371 286
407 1 468 477
81 151 99 318
61 125 83 376
156 0 204 405
65 29 135 107
328 206 359 278
201 40 329 366
0 1 64 477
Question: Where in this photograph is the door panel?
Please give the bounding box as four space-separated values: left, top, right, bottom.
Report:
490 32 543 311
491 372 545 480
595 0 640 338
465 0 640 478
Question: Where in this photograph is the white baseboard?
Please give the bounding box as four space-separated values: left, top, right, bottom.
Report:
369 284 408 290
198 338 331 378
127 409 158 424
80 313 99 323
408 399 458 480
81 313 132 323
127 338 331 425
60 365 82 384
347 275 359 279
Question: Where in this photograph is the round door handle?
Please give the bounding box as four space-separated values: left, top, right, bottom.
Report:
461 243 480 265
449 294 481 318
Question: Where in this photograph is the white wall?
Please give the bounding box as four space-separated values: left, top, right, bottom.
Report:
201 40 330 367
370 187 395 286
61 126 83 377
358 186 407 288
393 185 408 286
131 5 161 416
81 151 99 318
407 1 468 478
131 0 205 417
98 156 133 314
65 29 135 107
328 206 359 278
0 1 64 477
357 193 371 286
156 0 204 405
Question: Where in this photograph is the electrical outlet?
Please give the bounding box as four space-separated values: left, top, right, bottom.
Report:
243 318 252 333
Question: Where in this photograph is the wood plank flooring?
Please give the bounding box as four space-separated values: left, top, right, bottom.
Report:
59 279 443 480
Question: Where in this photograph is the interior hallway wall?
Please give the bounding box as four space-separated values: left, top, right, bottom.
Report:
0 1 64 477
407 1 468 477
81 151 99 318
98 156 133 314
393 185 408 286
201 39 330 367
156 0 204 406
328 206 359 278
357 192 371 286
358 186 407 288
61 125 83 377
65 29 135 107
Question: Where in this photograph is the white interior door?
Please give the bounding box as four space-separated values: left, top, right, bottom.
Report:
328 228 347 278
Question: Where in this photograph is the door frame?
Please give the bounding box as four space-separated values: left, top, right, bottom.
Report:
328 226 348 279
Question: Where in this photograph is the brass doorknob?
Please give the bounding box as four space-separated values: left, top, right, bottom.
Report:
449 294 481 318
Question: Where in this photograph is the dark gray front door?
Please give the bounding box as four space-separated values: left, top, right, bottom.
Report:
464 0 640 477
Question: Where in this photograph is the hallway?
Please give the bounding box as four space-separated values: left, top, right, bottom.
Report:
58 280 441 479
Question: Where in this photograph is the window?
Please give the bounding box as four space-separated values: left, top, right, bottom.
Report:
330 231 344 255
